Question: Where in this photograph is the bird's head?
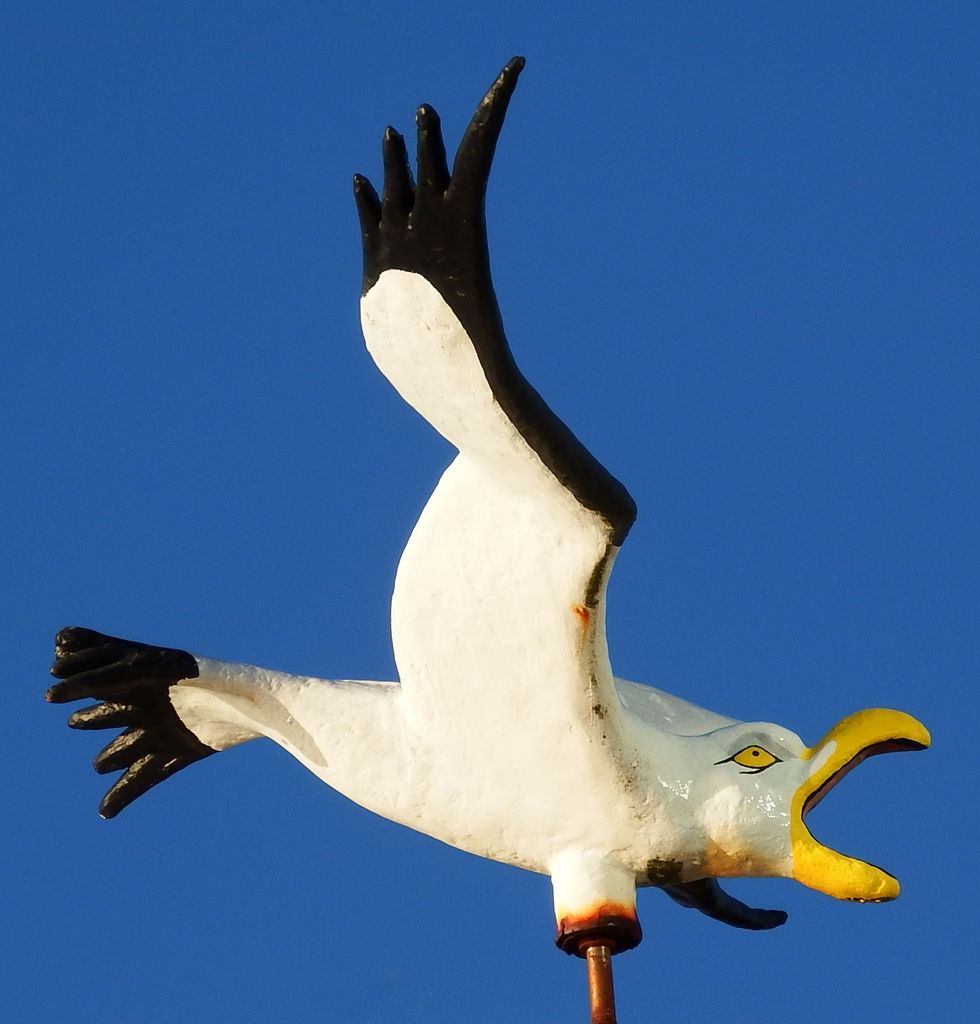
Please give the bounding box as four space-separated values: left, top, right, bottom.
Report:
681 708 930 899
616 682 930 901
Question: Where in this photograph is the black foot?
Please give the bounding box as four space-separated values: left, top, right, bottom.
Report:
662 878 788 930
47 627 216 818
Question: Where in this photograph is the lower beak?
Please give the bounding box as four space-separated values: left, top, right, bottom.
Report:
791 708 930 902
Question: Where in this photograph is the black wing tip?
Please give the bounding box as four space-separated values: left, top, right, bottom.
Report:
47 625 214 817
54 625 113 659
421 56 526 125
97 747 211 819
482 57 526 113
53 625 190 663
48 625 199 691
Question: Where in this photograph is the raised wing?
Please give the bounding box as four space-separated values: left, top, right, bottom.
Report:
355 60 637 743
354 58 635 543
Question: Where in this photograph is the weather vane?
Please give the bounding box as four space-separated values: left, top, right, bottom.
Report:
47 58 929 1023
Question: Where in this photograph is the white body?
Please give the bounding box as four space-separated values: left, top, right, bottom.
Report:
168 271 819 925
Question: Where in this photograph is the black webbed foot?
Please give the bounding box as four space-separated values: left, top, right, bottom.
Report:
47 627 215 818
662 878 788 930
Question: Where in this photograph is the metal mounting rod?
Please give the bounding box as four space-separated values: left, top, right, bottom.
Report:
581 940 618 1024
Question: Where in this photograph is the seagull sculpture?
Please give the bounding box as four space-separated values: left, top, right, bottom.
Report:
48 58 929 966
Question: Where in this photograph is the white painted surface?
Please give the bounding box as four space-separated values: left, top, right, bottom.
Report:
158 268 922 928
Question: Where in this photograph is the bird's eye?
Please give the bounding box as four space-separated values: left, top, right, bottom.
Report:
715 746 781 773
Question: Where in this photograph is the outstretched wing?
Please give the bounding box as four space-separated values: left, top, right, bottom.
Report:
354 60 637 739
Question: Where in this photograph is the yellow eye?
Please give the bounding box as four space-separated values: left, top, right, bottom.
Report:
725 746 781 773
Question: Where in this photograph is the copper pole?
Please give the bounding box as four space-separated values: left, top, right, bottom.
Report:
581 940 618 1024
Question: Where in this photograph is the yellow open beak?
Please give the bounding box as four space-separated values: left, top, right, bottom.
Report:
791 708 930 902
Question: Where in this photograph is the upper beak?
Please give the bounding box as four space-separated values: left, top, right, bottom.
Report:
791 708 930 902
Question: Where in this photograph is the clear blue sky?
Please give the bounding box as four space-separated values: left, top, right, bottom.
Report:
5 3 976 1022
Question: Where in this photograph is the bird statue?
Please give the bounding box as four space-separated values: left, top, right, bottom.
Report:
47 57 929 1011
